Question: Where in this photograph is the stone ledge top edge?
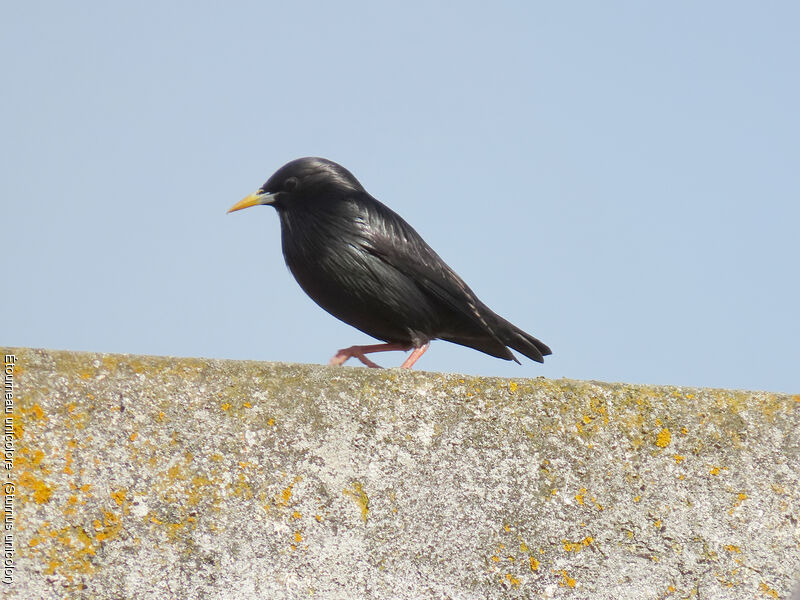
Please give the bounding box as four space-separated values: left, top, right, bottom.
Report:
2 345 796 398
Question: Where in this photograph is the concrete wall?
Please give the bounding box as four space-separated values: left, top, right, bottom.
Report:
3 347 799 599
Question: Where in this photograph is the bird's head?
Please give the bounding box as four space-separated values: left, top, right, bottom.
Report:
228 157 365 214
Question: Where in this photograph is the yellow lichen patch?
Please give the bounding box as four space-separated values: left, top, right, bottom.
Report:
231 472 254 501
588 396 608 421
491 555 500 562
633 495 641 502
16 446 46 470
724 545 741 553
709 466 720 476
167 464 185 481
294 531 303 543
562 536 593 552
63 447 74 474
18 471 53 503
509 381 518 393
505 573 521 586
292 511 302 520
95 509 122 542
558 570 576 588
759 582 779 598
111 489 127 506
575 488 586 505
220 402 231 411
733 492 748 505
275 476 302 507
129 432 138 442
342 482 369 523
656 428 671 448
267 418 276 426
519 541 529 553
673 454 685 464
529 556 540 571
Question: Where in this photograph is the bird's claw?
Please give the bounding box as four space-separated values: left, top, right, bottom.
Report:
329 347 384 368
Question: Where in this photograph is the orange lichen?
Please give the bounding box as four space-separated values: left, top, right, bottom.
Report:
559 570 576 588
563 536 593 552
95 509 122 542
18 471 53 503
759 582 779 598
656 428 671 448
111 489 127 505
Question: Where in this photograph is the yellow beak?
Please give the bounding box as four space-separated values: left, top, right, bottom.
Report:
227 191 277 214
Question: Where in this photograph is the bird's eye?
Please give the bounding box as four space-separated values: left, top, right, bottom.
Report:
284 177 298 192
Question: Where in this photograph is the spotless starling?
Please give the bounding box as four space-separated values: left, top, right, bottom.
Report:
228 157 551 369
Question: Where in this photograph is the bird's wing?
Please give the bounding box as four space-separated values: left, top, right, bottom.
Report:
355 196 550 363
357 197 504 339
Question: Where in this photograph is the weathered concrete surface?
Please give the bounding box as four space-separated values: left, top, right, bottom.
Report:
3 347 799 599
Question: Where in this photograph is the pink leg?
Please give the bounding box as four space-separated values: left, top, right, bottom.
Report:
400 343 430 369
329 342 412 368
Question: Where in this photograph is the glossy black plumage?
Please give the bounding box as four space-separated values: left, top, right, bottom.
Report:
229 157 551 367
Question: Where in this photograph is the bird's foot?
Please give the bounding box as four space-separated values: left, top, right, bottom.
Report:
329 342 414 368
329 347 384 368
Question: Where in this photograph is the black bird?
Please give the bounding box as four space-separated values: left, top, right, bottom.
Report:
228 157 551 369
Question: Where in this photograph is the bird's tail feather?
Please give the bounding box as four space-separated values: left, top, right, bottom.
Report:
495 317 552 364
441 316 551 364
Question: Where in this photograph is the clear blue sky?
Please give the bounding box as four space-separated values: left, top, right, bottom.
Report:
3 2 798 393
